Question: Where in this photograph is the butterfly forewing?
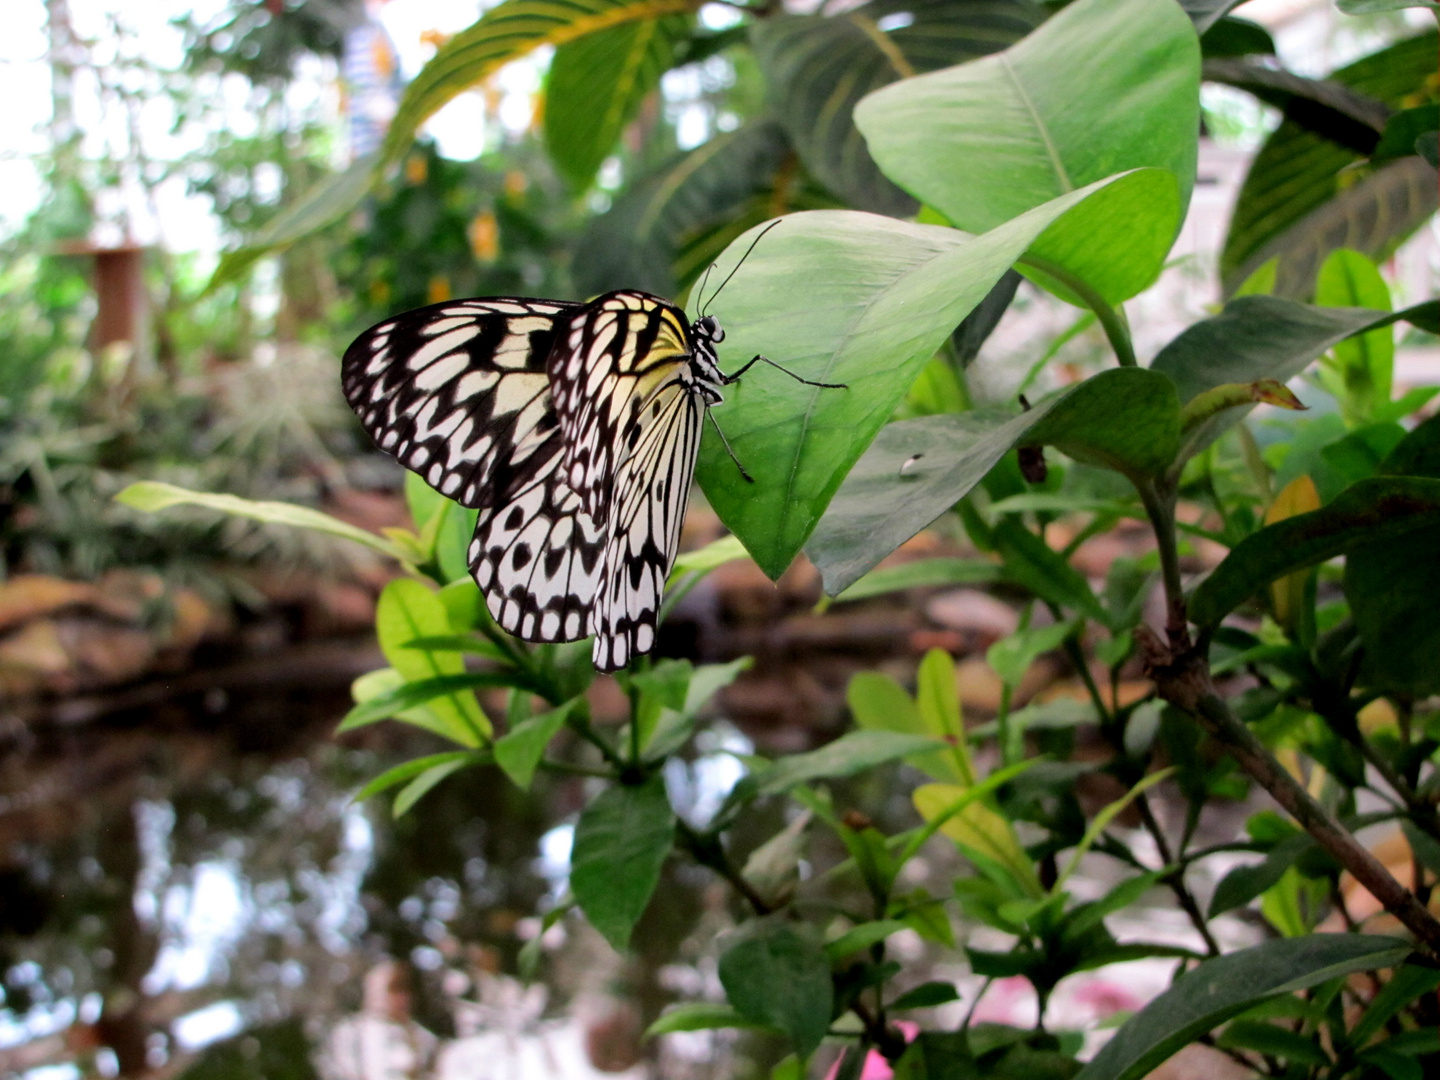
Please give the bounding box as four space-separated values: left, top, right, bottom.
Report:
547 291 694 530
341 297 581 511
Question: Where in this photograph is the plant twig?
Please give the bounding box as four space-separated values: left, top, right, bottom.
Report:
674 819 774 916
1140 628 1440 958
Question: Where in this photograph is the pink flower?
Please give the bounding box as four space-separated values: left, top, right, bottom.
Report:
823 1021 920 1080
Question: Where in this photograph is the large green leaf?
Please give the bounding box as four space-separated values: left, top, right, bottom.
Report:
572 118 807 298
1151 297 1439 406
855 0 1199 236
1149 296 1439 457
1220 31 1438 296
381 0 700 168
570 774 675 951
545 14 691 189
806 369 1179 594
695 169 1178 579
750 0 1041 215
1188 477 1440 630
1075 935 1411 1080
1201 59 1386 155
202 154 378 296
114 481 409 562
718 920 833 1059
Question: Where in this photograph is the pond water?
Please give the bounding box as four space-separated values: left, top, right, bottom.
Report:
0 665 1262 1080
0 660 843 1080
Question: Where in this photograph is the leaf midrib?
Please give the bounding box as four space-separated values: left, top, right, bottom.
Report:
999 53 1072 194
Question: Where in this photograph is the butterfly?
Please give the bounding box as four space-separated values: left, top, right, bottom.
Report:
341 239 843 672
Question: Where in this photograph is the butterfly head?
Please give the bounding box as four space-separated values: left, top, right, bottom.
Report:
693 315 724 345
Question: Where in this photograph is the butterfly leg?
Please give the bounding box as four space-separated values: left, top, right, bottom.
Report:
705 409 754 483
723 354 847 390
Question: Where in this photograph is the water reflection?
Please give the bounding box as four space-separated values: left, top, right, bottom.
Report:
0 690 764 1080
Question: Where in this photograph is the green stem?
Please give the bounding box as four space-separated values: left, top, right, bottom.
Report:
674 819 773 915
1017 255 1136 368
535 758 614 779
565 702 628 776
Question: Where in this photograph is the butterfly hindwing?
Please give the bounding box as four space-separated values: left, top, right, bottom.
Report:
341 297 582 512
591 381 703 671
468 444 606 644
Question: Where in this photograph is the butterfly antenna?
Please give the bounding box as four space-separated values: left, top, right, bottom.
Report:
701 218 783 316
695 261 717 315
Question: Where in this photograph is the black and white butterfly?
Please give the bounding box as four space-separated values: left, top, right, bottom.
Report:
341 267 841 672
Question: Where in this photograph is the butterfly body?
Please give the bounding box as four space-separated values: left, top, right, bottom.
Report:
342 289 730 672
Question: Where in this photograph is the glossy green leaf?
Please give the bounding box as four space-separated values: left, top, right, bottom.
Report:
645 1003 775 1039
848 664 971 786
338 672 520 734
889 982 961 1011
751 0 1041 215
806 368 1179 594
381 0 700 169
348 668 453 741
735 731 941 805
1313 248 1393 424
644 657 752 760
1339 0 1439 10
1221 31 1437 295
1076 935 1412 1080
494 699 578 789
719 920 833 1059
1208 832 1316 917
1152 297 1438 406
353 750 486 804
1374 105 1440 165
393 757 474 818
376 579 492 743
987 621 1077 686
1217 1020 1329 1066
546 15 690 189
202 154 377 295
1149 296 1438 459
1189 477 1440 630
115 481 408 562
915 648 971 778
855 0 1198 238
824 919 909 961
994 522 1108 625
570 774 675 951
696 170 1179 581
1199 17 1274 58
835 557 1002 602
1201 59 1386 155
1348 523 1440 696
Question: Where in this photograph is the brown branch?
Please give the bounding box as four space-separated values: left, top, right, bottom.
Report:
1139 625 1440 959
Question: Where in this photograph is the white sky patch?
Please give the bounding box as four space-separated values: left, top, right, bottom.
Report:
144 861 248 993
171 1001 245 1051
535 822 574 901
